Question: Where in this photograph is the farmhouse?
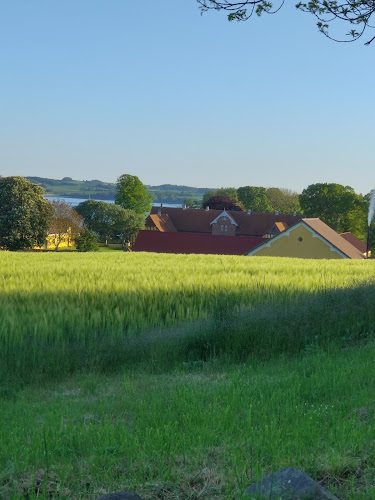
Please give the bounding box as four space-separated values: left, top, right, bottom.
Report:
144 206 303 237
133 206 304 255
246 218 366 260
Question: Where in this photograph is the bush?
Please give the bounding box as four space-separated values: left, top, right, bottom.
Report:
75 230 99 252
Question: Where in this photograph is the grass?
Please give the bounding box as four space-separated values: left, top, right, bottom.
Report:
2 344 375 499
1 252 375 498
1 252 375 384
98 246 123 252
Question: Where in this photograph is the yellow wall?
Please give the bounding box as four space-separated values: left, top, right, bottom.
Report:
252 225 345 259
35 234 73 250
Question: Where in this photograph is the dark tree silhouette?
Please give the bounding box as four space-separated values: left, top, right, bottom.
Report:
198 0 375 44
203 195 243 211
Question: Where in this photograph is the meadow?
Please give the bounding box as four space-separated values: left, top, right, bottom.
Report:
1 252 375 498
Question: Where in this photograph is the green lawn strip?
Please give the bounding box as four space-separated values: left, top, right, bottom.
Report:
98 246 123 252
2 343 375 499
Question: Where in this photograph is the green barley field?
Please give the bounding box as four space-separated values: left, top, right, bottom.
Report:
1 252 375 499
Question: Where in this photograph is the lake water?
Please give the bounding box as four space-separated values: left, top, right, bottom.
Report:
46 196 181 208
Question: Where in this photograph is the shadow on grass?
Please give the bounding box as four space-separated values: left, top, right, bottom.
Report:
1 280 375 387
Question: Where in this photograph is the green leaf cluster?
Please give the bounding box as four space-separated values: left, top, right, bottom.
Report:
0 176 53 250
76 200 144 244
202 185 301 213
299 183 367 238
237 186 273 212
115 174 152 215
75 230 99 252
199 0 375 44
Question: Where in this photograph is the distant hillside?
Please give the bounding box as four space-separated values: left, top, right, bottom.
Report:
27 176 116 200
26 177 210 204
147 184 208 204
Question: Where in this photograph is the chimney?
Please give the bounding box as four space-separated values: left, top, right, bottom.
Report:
275 210 279 216
247 209 252 215
183 204 186 210
158 204 163 216
205 206 209 211
293 211 296 216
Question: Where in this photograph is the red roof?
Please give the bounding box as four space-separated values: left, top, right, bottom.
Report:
340 232 367 254
148 207 303 236
133 230 264 255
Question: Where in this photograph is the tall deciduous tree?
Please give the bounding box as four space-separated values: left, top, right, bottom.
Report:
237 186 272 212
50 200 83 250
115 174 152 215
0 176 53 250
299 183 366 238
184 198 201 209
203 194 243 211
202 187 239 206
76 200 144 245
266 187 302 214
197 0 375 44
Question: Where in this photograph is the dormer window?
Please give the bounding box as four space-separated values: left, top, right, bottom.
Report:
210 210 238 236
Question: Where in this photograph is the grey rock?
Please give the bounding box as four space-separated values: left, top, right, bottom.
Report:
95 492 143 500
244 467 339 499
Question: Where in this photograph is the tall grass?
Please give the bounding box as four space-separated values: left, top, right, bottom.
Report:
1 252 375 384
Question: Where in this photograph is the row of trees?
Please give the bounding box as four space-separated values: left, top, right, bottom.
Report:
199 186 302 213
0 174 150 251
75 200 144 245
199 183 373 242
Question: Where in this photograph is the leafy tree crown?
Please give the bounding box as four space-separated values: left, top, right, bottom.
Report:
115 174 152 215
203 194 243 211
0 176 53 250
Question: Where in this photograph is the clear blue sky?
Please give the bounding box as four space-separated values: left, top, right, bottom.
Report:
0 0 374 194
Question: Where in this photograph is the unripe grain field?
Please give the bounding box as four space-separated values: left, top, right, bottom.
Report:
1 252 375 499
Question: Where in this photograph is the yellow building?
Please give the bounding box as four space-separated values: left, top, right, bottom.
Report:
34 230 75 250
44 232 73 250
246 218 365 260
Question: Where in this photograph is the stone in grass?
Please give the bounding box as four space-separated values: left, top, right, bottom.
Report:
95 492 143 500
244 467 340 499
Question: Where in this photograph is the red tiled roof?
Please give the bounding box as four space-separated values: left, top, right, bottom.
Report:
340 232 367 254
133 230 264 255
149 207 303 236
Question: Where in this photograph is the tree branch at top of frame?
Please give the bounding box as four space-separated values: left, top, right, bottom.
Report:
197 0 375 44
